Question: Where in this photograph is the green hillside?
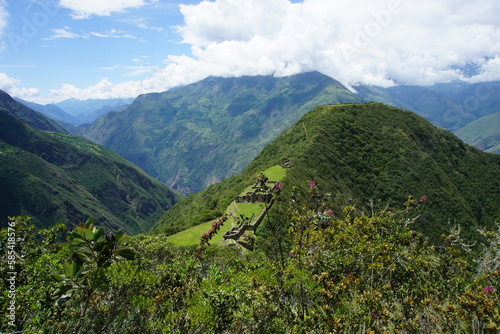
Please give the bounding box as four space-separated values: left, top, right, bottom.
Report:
76 71 363 194
455 112 500 154
2 103 500 334
0 107 182 234
166 164 287 247
72 74 499 198
154 103 500 242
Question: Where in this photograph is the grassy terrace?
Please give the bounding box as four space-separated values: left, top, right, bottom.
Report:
167 165 287 247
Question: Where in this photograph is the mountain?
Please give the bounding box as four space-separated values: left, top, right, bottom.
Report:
56 97 135 116
76 72 363 194
0 90 68 133
76 103 131 125
356 81 500 132
153 103 500 242
56 97 134 124
455 112 500 154
15 97 134 127
0 95 182 234
14 97 79 127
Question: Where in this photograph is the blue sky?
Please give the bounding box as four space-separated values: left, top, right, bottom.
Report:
1 0 198 102
0 0 499 103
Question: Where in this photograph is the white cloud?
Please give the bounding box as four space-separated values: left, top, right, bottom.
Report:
101 64 121 70
48 0 500 101
137 23 163 32
0 72 39 98
169 0 500 87
88 29 136 39
44 27 84 39
59 0 147 19
45 27 136 40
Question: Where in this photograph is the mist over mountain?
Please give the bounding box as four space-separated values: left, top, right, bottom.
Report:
55 98 135 117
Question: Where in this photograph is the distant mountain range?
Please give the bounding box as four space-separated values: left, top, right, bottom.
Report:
15 97 134 127
356 80 500 131
0 91 182 233
455 112 500 154
55 97 134 125
153 103 500 242
67 72 499 194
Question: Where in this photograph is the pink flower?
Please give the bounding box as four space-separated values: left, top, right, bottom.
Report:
484 286 494 293
326 210 333 215
289 251 296 258
309 180 317 188
418 195 428 203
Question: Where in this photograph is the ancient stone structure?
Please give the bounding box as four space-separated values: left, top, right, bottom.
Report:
235 191 273 204
225 163 291 250
223 198 275 250
279 158 295 169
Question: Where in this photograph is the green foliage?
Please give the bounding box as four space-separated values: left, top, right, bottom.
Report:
0 216 67 332
51 218 137 333
1 204 500 333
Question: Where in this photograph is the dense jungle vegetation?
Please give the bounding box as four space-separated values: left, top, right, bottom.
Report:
1 186 499 333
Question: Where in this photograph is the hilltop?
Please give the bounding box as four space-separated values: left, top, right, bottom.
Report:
153 103 500 241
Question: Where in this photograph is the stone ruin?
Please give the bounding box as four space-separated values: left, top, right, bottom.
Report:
279 158 295 168
223 199 275 250
224 161 292 250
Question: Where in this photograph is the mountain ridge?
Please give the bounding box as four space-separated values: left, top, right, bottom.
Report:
0 93 182 233
1 90 68 134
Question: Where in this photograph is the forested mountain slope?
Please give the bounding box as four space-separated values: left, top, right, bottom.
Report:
154 103 500 241
0 98 182 233
76 72 363 194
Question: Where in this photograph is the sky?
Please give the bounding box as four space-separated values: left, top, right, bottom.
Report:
0 0 499 104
